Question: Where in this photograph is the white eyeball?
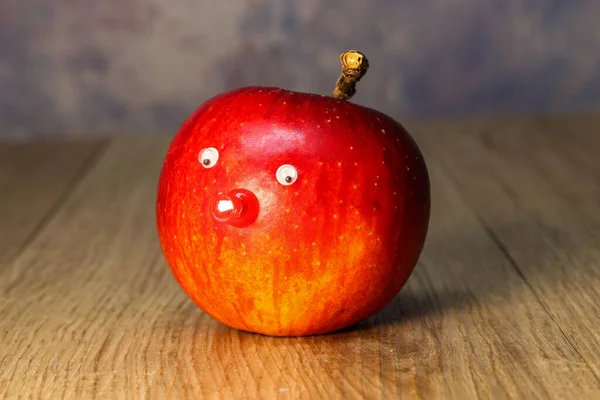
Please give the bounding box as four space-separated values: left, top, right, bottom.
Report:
276 164 298 185
198 147 219 168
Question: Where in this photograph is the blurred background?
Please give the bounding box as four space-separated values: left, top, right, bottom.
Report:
1 0 599 138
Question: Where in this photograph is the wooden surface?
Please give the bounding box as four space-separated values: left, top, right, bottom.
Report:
1 113 599 399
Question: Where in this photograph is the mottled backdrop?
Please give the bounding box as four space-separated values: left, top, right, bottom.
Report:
1 0 599 137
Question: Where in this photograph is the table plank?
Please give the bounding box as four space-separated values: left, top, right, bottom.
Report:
0 140 105 264
0 119 599 398
0 137 174 399
537 113 600 176
411 113 600 381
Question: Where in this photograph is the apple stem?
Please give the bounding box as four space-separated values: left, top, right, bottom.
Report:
332 50 369 101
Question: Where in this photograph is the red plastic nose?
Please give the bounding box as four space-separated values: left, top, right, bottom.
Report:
210 189 259 228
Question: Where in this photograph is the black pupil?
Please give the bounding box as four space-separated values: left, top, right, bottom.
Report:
203 158 211 165
285 176 292 182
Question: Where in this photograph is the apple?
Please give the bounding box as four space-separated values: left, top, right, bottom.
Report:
156 51 430 336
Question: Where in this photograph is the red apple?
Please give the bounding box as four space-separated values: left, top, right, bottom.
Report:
156 53 430 336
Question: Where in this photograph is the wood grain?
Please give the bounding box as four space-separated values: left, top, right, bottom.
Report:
412 113 600 381
0 140 105 264
1 115 599 399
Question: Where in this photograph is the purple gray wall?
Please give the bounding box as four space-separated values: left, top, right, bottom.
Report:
1 0 599 137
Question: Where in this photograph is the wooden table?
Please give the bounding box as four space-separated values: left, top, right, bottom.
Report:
1 113 599 399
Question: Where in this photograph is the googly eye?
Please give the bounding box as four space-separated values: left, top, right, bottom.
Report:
198 147 219 168
276 164 298 185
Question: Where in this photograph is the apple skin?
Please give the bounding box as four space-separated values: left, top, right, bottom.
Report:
156 86 430 336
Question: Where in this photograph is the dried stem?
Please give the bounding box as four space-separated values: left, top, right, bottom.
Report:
332 50 369 101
